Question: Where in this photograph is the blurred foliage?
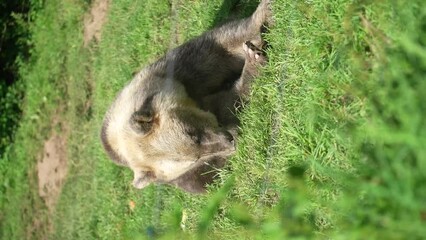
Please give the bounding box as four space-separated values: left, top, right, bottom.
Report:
0 80 24 156
0 1 31 156
337 1 426 237
0 1 31 85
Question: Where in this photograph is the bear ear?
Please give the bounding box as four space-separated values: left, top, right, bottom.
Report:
130 95 156 134
132 110 153 123
132 170 156 189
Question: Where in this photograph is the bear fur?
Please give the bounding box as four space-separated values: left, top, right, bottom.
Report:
101 0 272 193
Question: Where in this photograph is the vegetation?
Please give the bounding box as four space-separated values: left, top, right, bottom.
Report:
1 0 425 239
0 0 30 156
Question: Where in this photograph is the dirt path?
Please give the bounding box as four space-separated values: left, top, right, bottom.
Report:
37 0 109 212
37 133 68 212
33 1 110 238
84 0 109 46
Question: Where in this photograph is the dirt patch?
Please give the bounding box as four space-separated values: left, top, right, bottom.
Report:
37 134 68 212
83 0 109 46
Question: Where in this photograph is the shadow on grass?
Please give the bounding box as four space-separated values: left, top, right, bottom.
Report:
209 0 259 28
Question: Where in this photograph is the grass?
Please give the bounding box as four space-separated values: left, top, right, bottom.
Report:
1 0 425 239
0 0 89 239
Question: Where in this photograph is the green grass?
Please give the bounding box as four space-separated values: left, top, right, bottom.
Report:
0 0 89 239
1 0 425 239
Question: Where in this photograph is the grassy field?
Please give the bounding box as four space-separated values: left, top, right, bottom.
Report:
1 0 425 239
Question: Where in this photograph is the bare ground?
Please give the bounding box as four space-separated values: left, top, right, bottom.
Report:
84 0 109 46
37 134 68 212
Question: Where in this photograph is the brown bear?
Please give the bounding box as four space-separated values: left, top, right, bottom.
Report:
101 0 272 193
